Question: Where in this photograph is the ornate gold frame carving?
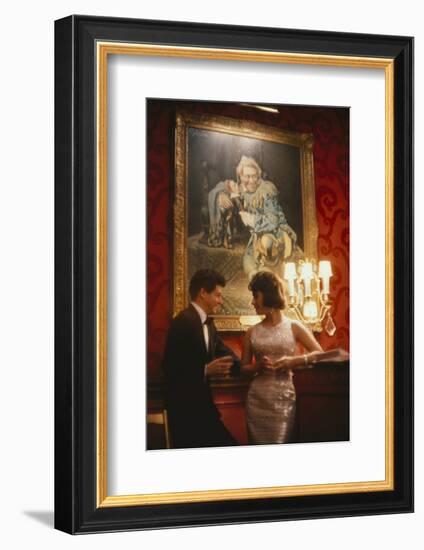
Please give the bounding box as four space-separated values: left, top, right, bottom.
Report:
174 111 319 330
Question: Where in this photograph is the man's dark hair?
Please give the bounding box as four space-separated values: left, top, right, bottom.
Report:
248 270 285 309
189 269 226 300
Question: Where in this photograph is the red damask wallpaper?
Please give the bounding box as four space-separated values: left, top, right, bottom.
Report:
147 100 349 380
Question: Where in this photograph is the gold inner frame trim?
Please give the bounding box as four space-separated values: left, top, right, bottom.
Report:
96 41 395 508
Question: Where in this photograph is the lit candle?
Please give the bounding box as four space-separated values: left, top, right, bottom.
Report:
318 260 333 296
300 262 314 297
284 262 297 297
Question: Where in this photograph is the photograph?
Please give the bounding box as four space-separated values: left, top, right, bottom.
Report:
147 99 350 450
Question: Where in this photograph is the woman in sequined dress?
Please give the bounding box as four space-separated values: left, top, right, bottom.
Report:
241 271 323 445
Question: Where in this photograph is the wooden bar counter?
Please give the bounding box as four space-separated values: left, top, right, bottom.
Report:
147 360 349 449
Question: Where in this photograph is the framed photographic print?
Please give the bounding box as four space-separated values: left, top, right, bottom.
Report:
55 15 413 533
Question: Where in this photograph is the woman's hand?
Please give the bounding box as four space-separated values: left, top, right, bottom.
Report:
258 355 274 372
272 356 294 371
306 350 322 365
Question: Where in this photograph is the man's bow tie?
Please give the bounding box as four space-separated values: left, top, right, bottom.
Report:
204 316 213 326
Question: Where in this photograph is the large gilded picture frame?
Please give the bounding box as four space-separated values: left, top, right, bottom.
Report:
54 15 413 534
174 110 319 330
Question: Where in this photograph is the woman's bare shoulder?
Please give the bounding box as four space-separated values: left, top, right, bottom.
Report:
245 323 261 339
289 319 309 335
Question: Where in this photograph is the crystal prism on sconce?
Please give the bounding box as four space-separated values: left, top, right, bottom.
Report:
283 259 336 335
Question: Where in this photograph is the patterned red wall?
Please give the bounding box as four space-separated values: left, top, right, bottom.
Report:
147 100 349 380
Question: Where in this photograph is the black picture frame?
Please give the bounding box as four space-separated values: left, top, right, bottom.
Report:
55 15 413 534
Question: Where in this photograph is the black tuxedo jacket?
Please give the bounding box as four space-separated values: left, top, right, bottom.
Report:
162 304 240 448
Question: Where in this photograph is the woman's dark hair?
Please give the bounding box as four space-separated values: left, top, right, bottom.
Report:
248 270 285 309
189 269 226 300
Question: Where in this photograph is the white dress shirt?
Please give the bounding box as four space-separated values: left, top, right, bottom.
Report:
191 301 209 352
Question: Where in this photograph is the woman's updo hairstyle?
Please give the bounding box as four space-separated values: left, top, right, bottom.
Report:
248 270 285 309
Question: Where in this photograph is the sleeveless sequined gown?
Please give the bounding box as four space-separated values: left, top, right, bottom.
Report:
246 317 297 444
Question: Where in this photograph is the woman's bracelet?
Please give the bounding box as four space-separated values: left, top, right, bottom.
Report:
303 354 308 367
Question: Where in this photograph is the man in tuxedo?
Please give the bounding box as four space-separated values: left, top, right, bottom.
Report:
162 269 240 449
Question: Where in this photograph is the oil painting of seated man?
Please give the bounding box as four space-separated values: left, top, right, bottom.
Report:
236 155 298 276
186 123 307 318
206 156 300 278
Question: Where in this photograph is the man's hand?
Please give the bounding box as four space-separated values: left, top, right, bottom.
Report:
205 355 233 377
217 193 233 210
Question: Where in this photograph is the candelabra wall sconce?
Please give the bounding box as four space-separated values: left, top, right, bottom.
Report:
283 259 336 335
